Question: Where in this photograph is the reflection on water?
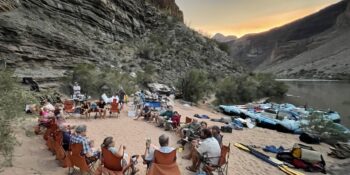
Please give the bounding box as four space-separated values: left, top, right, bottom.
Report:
273 80 350 128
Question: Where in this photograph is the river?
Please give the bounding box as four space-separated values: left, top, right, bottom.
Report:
274 80 350 128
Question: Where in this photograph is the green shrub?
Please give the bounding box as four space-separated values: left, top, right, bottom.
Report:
136 64 156 87
0 70 37 167
176 69 211 103
215 73 288 104
62 64 136 98
217 42 230 54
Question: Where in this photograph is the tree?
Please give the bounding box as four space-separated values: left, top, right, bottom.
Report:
177 69 210 103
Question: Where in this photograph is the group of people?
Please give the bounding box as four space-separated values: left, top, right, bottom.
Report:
34 87 225 174
132 94 224 173
60 123 177 175
135 105 182 131
79 90 127 119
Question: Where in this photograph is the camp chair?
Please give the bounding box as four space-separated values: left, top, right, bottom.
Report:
147 150 180 175
185 117 193 124
69 144 95 175
95 147 130 175
53 131 72 168
87 102 99 119
63 100 75 117
43 118 57 140
202 143 231 175
110 99 119 118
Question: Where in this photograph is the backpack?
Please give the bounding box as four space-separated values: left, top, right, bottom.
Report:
299 132 320 144
220 125 232 133
291 144 326 173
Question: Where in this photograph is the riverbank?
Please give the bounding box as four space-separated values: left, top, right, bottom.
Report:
272 80 350 128
1 100 349 175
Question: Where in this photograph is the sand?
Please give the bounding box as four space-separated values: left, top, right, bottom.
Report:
1 101 349 175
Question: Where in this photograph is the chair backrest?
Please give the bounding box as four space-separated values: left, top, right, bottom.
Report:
101 147 123 171
185 117 192 124
110 100 119 113
54 130 63 145
218 143 230 166
175 115 181 127
153 149 177 165
70 143 89 172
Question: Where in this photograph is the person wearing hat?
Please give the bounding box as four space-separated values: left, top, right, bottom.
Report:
70 125 99 163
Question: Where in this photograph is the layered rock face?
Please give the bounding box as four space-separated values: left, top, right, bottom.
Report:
0 0 241 86
147 0 183 21
228 0 350 80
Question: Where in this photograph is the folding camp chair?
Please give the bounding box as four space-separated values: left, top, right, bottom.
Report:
185 117 193 124
110 99 119 118
147 150 181 175
52 131 72 168
69 144 96 175
94 147 129 175
202 143 231 175
63 99 75 117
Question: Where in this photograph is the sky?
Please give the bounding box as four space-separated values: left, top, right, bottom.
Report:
175 0 341 37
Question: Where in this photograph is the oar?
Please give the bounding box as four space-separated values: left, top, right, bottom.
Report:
234 143 304 175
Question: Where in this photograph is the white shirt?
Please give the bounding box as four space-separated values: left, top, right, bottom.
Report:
111 96 119 103
73 85 81 95
197 137 221 165
43 103 55 111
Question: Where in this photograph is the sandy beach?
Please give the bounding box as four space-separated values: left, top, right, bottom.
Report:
1 101 349 175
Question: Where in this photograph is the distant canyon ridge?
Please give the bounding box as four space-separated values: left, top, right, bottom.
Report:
214 0 350 80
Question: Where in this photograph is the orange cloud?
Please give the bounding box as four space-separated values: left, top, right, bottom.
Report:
192 3 333 37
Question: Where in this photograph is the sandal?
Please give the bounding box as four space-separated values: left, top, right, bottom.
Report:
186 166 196 172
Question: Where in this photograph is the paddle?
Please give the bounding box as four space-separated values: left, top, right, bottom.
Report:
234 143 304 175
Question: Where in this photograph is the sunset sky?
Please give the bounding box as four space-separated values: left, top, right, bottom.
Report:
175 0 341 37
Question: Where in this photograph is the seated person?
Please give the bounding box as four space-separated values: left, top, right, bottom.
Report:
70 125 100 164
60 125 71 151
80 101 90 118
186 129 221 172
178 119 201 141
38 107 53 127
155 106 174 127
25 104 40 114
181 121 209 160
42 99 55 112
164 111 181 131
101 137 138 174
53 104 61 118
134 105 151 120
211 126 223 146
142 134 175 169
97 99 107 119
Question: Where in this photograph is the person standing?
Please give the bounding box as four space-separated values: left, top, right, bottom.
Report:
118 89 126 111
